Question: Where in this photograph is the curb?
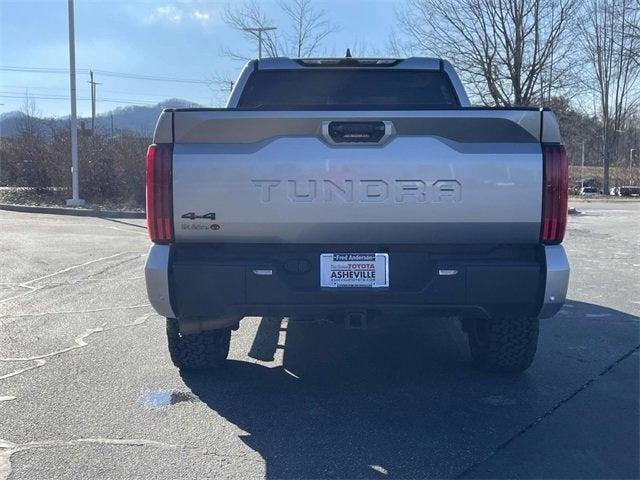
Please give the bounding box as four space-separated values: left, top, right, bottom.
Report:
0 203 146 219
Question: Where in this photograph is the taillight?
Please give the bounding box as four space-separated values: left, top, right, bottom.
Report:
541 144 568 244
146 143 173 243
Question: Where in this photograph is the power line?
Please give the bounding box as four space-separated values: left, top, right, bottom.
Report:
0 66 70 73
0 65 213 85
0 84 71 92
0 93 158 106
0 85 193 101
0 91 156 103
0 91 210 107
93 69 213 84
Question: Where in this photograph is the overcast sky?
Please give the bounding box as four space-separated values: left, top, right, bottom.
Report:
0 0 398 117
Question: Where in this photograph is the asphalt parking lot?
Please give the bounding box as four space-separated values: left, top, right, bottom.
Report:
0 201 638 480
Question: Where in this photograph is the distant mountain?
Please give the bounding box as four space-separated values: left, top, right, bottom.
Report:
92 99 202 135
0 111 26 137
0 99 202 138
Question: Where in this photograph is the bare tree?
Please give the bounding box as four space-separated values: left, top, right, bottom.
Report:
626 0 640 64
580 0 640 192
12 95 51 189
16 92 42 139
280 0 340 57
396 0 580 106
206 73 237 106
222 0 339 60
223 1 282 60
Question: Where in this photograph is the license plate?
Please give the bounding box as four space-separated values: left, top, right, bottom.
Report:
320 253 389 288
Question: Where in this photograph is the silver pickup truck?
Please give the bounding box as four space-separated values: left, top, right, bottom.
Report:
144 57 569 374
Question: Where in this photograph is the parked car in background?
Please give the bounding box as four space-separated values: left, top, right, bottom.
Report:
619 186 640 197
580 186 600 196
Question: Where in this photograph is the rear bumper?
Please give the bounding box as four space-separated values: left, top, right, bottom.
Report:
538 244 570 318
144 244 175 318
145 243 570 321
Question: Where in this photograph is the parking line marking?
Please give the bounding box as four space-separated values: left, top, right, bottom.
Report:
0 252 140 305
0 304 151 320
20 252 130 287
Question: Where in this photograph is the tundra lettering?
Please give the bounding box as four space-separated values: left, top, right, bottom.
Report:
251 179 462 203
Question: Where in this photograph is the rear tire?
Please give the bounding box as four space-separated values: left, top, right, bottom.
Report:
166 318 231 371
467 316 539 373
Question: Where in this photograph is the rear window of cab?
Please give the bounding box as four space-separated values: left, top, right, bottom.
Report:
237 69 460 110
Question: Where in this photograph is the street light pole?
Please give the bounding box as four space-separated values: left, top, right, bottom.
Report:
242 27 277 59
581 140 585 191
66 0 84 206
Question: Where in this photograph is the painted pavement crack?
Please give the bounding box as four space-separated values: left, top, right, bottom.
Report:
0 313 153 382
0 436 260 480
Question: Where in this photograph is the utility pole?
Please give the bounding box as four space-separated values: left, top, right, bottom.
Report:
88 70 100 135
581 140 585 191
66 0 84 206
0 104 3 184
631 149 636 169
242 26 277 59
547 3 555 103
110 113 114 137
220 80 234 105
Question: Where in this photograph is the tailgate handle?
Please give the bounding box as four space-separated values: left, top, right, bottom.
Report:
322 121 394 145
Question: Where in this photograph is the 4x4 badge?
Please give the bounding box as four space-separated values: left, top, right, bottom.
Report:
181 212 216 220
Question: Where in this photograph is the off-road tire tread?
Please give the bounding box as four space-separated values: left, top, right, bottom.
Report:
469 316 539 374
166 319 231 370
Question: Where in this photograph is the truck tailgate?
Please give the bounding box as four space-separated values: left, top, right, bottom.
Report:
168 110 545 244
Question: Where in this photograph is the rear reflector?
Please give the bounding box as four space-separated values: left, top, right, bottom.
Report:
541 144 568 244
146 143 173 243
